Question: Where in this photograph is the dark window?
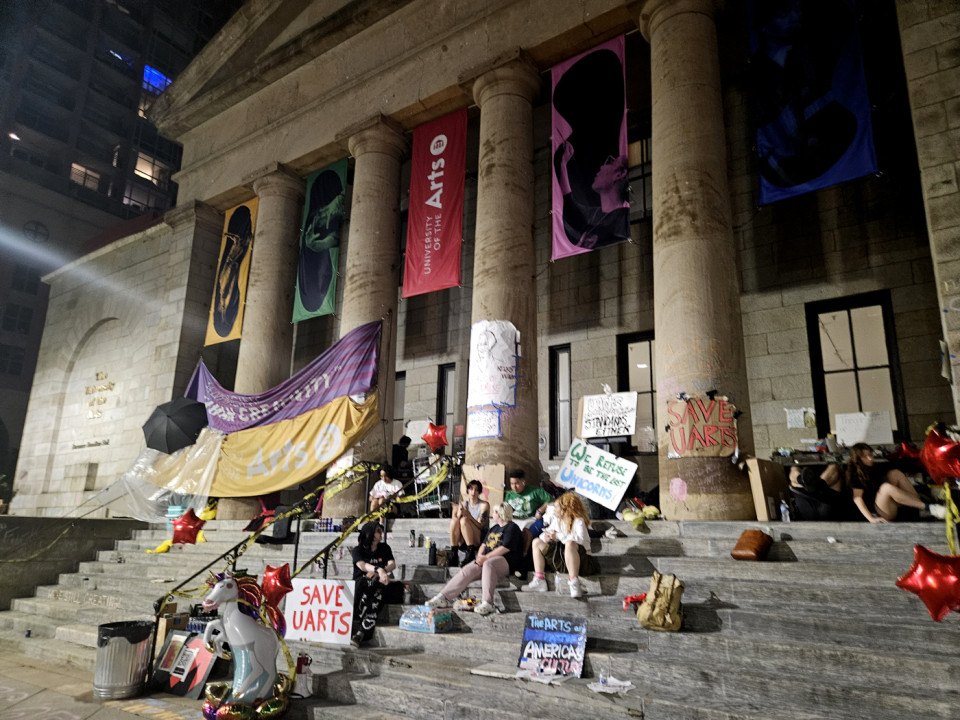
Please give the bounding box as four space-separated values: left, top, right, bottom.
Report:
0 345 25 375
436 363 456 449
2 304 32 334
805 291 907 440
617 331 657 453
549 345 572 458
11 264 40 294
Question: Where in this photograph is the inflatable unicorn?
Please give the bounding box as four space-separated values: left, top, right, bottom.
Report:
201 572 290 720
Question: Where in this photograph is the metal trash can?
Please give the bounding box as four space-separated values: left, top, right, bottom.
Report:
92 620 154 700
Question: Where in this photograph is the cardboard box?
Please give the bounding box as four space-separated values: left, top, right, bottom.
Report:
156 611 190 643
746 458 790 521
461 463 505 509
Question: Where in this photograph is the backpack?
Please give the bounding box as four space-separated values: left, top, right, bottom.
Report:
637 571 684 632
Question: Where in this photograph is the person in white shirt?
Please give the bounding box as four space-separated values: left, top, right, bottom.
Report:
521 491 595 597
368 466 404 513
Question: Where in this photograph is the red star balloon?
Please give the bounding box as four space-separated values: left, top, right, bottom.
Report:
895 544 960 622
920 425 960 484
262 563 293 610
422 423 448 453
172 508 206 545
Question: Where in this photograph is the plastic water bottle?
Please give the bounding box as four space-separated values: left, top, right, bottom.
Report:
779 500 791 523
409 529 416 548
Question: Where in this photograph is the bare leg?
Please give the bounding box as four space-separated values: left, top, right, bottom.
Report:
874 482 925 520
885 470 922 501
449 506 463 546
521 528 533 556
564 540 581 580
459 517 481 546
531 538 547 574
369 497 384 513
821 464 842 492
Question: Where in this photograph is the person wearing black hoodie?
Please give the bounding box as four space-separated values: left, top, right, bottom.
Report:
350 521 397 646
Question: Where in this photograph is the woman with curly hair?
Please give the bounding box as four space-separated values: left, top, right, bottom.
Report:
521 492 597 597
847 443 945 523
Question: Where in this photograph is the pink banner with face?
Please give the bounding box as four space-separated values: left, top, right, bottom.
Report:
551 35 629 260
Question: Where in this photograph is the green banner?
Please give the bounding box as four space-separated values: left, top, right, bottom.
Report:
293 159 347 321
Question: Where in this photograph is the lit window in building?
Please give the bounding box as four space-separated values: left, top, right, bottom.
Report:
0 344 25 375
394 371 406 443
142 65 172 95
618 332 657 452
134 152 171 188
806 292 907 439
69 163 100 191
1 304 32 335
436 364 456 450
549 345 571 458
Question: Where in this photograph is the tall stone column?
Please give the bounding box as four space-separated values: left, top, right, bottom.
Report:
234 165 304 394
324 118 407 517
637 0 755 519
464 58 541 484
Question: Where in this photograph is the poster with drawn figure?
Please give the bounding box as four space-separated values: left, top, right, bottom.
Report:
467 320 519 408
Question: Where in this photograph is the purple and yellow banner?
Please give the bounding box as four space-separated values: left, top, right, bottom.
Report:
551 36 629 260
205 199 258 346
187 320 381 433
293 160 347 321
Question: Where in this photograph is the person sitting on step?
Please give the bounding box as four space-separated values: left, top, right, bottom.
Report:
521 492 597 598
368 465 403 513
450 479 490 565
350 521 399 647
846 443 945 524
504 468 552 556
426 503 522 616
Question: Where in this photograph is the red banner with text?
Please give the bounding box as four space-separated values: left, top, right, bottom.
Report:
402 109 466 298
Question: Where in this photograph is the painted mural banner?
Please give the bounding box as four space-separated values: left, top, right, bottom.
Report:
580 391 637 438
188 320 381 433
556 439 635 511
466 320 519 408
293 160 347 320
666 395 738 458
403 108 466 298
551 35 629 260
284 578 355 645
205 199 258 346
517 611 587 678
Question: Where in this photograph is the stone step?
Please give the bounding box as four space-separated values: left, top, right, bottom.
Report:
650 556 923 586
0 629 97 670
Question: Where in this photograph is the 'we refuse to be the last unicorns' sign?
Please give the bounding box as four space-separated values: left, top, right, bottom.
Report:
666 395 738 458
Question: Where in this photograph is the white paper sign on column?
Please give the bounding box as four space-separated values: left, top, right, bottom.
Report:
284 578 355 645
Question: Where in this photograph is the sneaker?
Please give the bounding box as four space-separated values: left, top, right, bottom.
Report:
474 601 495 616
928 503 947 520
425 593 451 608
350 633 363 648
569 579 583 598
604 526 624 539
521 576 548 593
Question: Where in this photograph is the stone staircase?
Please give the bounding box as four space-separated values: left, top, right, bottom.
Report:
0 517 958 718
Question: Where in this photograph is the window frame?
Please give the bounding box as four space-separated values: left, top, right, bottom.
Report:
804 290 908 441
549 344 572 459
436 363 456 449
616 330 657 454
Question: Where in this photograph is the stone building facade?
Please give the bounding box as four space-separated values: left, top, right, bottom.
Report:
11 0 960 520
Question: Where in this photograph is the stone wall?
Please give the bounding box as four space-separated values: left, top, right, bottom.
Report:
0 517 144 610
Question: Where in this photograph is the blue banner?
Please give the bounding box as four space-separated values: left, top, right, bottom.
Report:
750 0 877 204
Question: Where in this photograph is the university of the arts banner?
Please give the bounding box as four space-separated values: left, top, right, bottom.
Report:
205 199 258 346
750 0 877 205
402 108 466 298
551 36 629 261
293 160 347 320
187 320 381 433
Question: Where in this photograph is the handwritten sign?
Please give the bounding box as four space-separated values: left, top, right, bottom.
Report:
517 612 587 677
581 391 637 438
284 578 355 645
666 395 738 458
466 320 519 407
467 409 501 439
835 411 893 447
556 439 636 511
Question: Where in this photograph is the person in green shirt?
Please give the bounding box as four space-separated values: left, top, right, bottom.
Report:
504 469 552 555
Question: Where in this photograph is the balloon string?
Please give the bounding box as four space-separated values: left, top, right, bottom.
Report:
945 484 957 556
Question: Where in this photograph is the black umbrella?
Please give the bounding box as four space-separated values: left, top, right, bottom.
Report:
142 397 209 454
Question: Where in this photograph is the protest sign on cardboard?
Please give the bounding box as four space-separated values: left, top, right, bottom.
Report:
580 391 637 438
556 439 636 511
517 612 587 677
284 578 355 645
666 395 738 458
